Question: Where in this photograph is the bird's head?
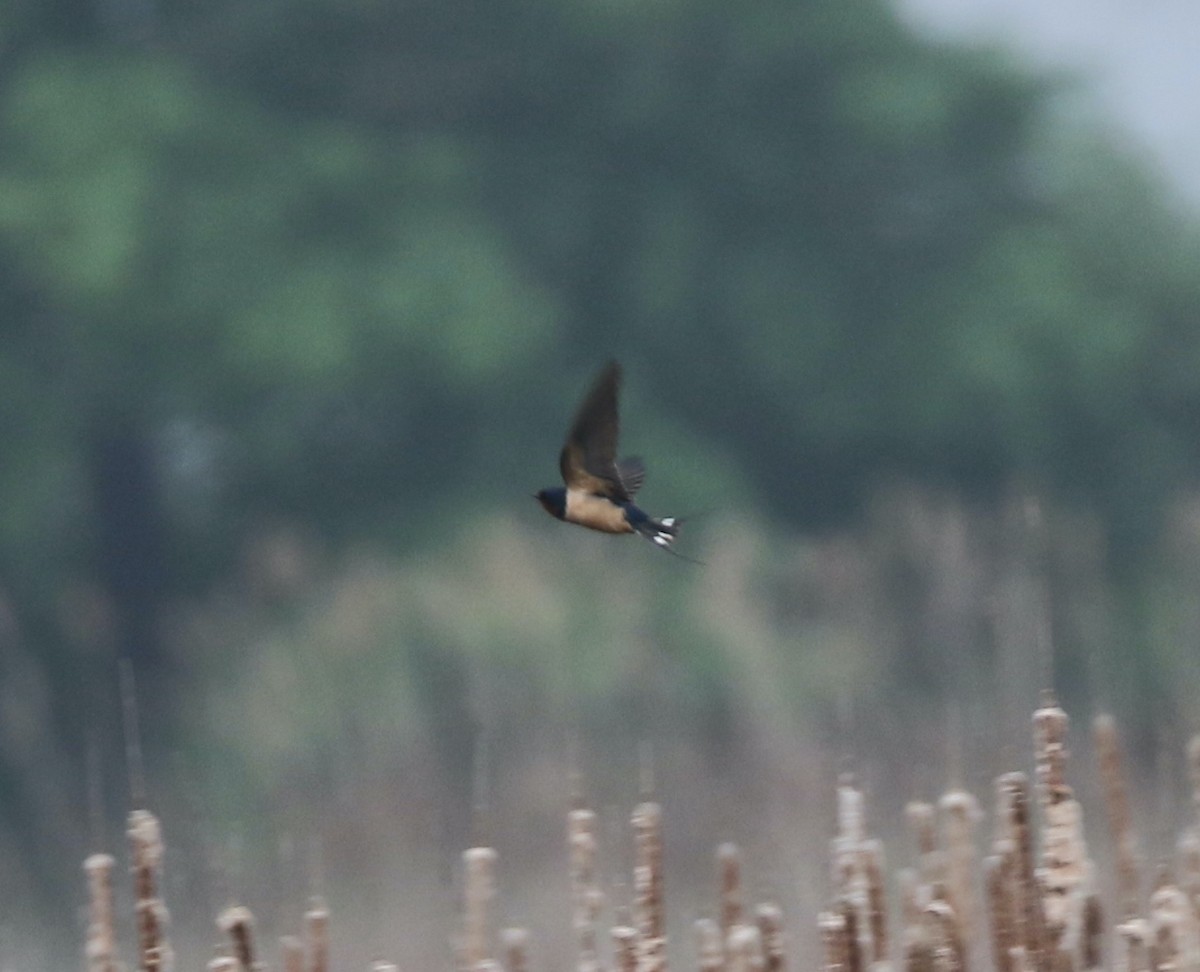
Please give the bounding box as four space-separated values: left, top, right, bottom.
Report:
534 487 566 520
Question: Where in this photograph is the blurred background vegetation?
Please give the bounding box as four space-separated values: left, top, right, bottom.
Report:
3 0 1200 965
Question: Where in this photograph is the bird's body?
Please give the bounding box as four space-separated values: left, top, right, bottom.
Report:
535 361 684 554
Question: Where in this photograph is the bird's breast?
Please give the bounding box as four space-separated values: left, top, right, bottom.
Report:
564 490 634 534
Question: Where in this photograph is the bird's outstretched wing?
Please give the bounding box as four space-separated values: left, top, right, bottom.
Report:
559 361 630 500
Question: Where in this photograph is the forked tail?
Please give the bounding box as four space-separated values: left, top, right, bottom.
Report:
636 515 680 549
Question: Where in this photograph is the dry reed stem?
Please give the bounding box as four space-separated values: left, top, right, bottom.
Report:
1148 872 1200 972
1117 918 1151 972
281 936 304 972
755 903 787 972
208 958 237 972
371 962 399 972
1093 715 1142 920
694 918 723 972
1034 694 1093 972
128 809 173 972
719 843 745 946
569 808 602 972
819 910 849 972
986 849 1017 972
218 906 256 972
726 924 764 972
84 853 119 972
1081 893 1103 972
306 897 330 972
1189 736 1200 829
1179 832 1200 931
608 925 635 972
463 847 499 968
863 838 890 963
925 899 967 972
632 801 667 972
908 801 947 903
501 927 530 972
940 791 981 945
997 773 1047 972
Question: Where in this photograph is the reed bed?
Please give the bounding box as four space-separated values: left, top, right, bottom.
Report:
82 691 1200 972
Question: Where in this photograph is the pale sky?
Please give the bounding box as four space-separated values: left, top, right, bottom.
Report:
894 0 1200 209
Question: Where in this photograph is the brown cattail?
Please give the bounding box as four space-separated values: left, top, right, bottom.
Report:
862 837 889 962
1179 831 1200 931
632 801 667 972
1148 871 1200 972
1033 694 1090 970
463 847 498 968
940 790 980 945
569 807 602 972
280 936 304 972
907 801 944 898
84 853 119 972
612 924 638 972
695 917 723 972
755 903 787 972
218 906 257 972
1080 892 1103 972
925 899 966 972
501 927 530 972
997 773 1046 972
726 923 764 972
1093 714 1142 920
819 910 849 972
985 850 1016 972
306 896 330 972
128 809 173 972
719 843 745 944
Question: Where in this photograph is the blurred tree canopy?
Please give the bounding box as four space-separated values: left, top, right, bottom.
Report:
2 0 1200 911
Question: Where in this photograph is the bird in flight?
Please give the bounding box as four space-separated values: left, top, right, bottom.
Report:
535 361 688 557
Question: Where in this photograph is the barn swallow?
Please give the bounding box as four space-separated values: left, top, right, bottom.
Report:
535 361 686 555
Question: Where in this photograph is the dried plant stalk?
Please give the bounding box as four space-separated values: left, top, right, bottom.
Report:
726 924 764 972
1093 714 1142 920
755 903 787 972
463 847 499 968
128 809 174 972
819 911 849 972
218 906 257 972
1034 694 1090 970
940 790 980 945
1189 735 1200 828
1080 892 1103 972
613 925 638 972
306 897 330 972
569 807 603 972
632 801 667 972
985 850 1016 972
862 837 889 962
208 959 237 972
501 927 530 972
371 962 399 972
997 773 1046 972
280 936 304 972
1148 872 1200 972
907 801 942 896
925 899 966 972
1117 918 1150 972
719 843 745 945
695 918 723 972
84 853 119 972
